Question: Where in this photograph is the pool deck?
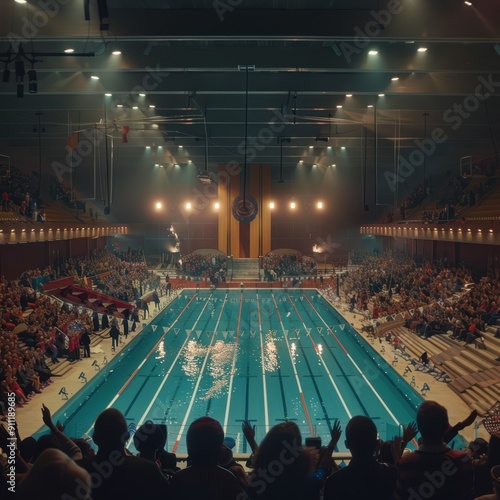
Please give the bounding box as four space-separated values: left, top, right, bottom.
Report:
14 286 485 446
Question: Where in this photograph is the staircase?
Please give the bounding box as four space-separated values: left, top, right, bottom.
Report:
231 258 260 281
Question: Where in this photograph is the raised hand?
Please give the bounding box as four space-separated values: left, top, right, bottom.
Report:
402 422 418 445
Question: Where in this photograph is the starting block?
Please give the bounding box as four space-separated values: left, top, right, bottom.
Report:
380 345 386 354
392 356 398 366
59 387 68 400
421 383 431 395
410 376 416 387
92 360 100 371
79 372 87 384
403 366 412 377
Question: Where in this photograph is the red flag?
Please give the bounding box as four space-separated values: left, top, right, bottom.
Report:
67 133 79 150
121 126 130 143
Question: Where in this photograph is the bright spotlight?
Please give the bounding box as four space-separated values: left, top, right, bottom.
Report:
186 202 192 210
290 202 296 209
269 202 275 209
214 202 220 209
317 201 323 209
155 202 162 210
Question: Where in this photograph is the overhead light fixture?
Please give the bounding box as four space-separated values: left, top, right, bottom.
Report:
417 47 428 52
336 105 342 109
269 202 275 209
15 0 27 3
15 59 24 98
367 104 374 108
139 93 146 97
64 48 75 54
28 69 37 93
149 104 155 108
346 94 352 97
368 50 378 55
112 50 122 55
132 106 138 110
464 1 472 5
391 77 399 81
378 93 385 97
105 93 112 96
91 75 99 80
116 104 123 107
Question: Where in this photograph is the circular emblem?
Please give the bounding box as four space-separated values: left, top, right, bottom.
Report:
232 194 259 223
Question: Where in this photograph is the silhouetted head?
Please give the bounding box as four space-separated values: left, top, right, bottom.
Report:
345 416 378 457
417 401 449 444
186 417 224 465
93 408 129 451
18 448 91 500
134 420 165 458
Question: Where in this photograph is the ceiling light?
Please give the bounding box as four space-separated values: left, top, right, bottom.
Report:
149 104 155 108
341 146 346 150
417 47 428 52
64 48 75 54
112 50 122 55
214 202 220 209
317 202 323 209
378 93 385 97
368 50 378 55
145 146 151 149
186 202 192 210
391 77 399 81
155 202 162 209
105 93 112 96
139 93 146 97
336 105 342 109
346 94 352 97
308 145 313 149
116 104 123 107
269 202 275 209
290 202 296 209
91 75 99 80
132 106 138 110
15 0 27 3
464 1 472 5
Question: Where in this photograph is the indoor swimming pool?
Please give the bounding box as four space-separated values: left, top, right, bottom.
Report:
34 288 424 454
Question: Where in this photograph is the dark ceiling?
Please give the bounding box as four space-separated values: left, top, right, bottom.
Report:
0 0 499 219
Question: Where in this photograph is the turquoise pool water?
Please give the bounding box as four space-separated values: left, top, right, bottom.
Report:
36 289 425 454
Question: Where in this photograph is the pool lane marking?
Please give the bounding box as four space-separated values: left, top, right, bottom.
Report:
271 293 314 436
172 293 229 453
256 292 270 433
129 291 218 449
83 292 198 438
303 291 400 426
223 291 244 433
287 292 353 421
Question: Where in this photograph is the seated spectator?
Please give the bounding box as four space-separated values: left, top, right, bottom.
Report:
78 408 170 500
169 416 245 500
18 448 92 500
324 416 397 500
395 401 473 499
475 464 500 500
